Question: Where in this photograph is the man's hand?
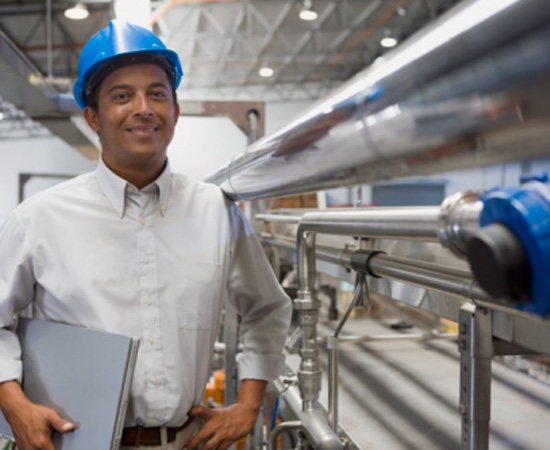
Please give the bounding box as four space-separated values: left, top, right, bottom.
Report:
184 379 267 450
0 381 74 450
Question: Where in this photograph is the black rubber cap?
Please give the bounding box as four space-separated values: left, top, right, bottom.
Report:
467 223 532 301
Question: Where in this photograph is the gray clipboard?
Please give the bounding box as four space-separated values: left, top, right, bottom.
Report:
0 318 139 450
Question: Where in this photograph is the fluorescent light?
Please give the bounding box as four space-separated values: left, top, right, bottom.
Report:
259 67 274 78
64 2 89 20
380 36 398 48
299 0 318 21
114 0 152 29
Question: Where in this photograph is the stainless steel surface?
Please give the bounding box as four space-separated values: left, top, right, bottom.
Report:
319 332 458 346
206 0 550 200
269 421 303 450
273 379 342 450
295 227 324 413
437 191 483 258
326 337 338 432
369 253 491 302
299 208 440 241
257 214 302 224
314 319 550 449
459 304 493 450
259 200 480 250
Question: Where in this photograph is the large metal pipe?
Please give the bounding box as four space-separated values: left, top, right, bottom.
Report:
206 0 550 200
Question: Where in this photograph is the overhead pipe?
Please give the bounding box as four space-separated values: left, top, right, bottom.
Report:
206 0 550 200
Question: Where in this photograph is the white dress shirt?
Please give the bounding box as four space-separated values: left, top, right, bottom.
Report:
0 158 292 427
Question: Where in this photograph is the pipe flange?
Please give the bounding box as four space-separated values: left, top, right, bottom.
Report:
438 190 481 258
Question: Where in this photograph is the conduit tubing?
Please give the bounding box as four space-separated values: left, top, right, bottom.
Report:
206 0 550 200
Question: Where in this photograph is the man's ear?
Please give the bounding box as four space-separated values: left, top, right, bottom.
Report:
83 106 100 133
173 100 180 125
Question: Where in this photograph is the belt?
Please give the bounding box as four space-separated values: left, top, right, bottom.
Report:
121 423 188 446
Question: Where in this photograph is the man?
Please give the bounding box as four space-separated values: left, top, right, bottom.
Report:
0 20 292 450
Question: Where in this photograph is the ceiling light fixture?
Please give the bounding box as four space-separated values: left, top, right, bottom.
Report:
259 67 274 78
380 36 398 48
64 2 89 20
380 29 398 48
299 0 318 21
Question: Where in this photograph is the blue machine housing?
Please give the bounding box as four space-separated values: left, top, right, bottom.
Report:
479 173 550 317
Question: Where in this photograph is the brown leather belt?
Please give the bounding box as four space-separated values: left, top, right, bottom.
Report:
121 423 188 446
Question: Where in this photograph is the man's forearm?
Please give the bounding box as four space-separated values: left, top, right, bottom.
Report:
0 380 74 449
0 380 29 418
235 379 267 416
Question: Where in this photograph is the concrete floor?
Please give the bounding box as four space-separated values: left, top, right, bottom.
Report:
310 318 550 450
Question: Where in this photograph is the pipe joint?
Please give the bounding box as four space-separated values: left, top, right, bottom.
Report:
300 348 320 364
297 311 319 328
438 190 482 258
298 368 323 403
294 292 321 310
349 249 386 277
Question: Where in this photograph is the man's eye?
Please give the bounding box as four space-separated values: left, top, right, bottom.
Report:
151 91 167 99
113 93 129 101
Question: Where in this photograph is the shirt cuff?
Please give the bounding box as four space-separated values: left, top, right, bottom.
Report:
236 353 285 381
0 360 22 385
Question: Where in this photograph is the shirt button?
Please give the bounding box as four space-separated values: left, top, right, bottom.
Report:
143 257 150 264
152 378 159 386
151 419 158 426
146 298 153 305
140 218 146 226
149 337 155 345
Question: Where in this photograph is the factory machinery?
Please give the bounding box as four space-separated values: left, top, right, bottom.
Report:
206 0 550 448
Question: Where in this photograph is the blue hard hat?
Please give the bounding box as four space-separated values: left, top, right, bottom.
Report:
73 20 183 109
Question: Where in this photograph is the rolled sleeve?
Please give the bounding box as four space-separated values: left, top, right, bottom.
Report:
226 203 292 381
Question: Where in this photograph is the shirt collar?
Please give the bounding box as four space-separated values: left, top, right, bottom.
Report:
95 157 173 219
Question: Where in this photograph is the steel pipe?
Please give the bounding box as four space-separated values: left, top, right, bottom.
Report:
273 379 342 450
269 420 302 450
369 253 492 302
295 238 493 303
299 207 441 241
259 191 482 257
295 228 322 412
206 0 550 200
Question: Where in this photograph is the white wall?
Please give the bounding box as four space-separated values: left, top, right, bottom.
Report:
0 135 97 225
168 116 247 180
167 100 314 180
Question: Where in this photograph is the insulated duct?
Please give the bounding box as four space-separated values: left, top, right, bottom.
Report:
206 0 550 200
0 27 98 158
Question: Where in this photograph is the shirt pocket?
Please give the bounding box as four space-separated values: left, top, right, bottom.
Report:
177 261 223 330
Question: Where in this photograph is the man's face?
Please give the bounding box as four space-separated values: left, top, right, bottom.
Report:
84 63 180 183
